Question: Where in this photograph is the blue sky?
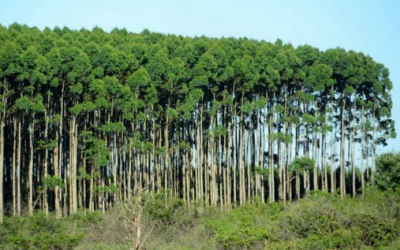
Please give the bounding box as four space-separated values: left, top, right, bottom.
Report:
0 0 399 152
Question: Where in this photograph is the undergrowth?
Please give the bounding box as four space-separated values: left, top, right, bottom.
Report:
0 188 399 250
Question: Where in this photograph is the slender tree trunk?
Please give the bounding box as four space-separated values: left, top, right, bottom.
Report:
340 95 346 199
260 108 265 203
268 95 274 202
0 117 4 223
70 115 78 213
12 117 17 216
28 114 35 216
295 115 300 200
322 131 328 192
283 91 288 203
59 83 64 216
239 93 245 205
351 100 356 197
371 105 376 182
0 80 7 222
330 123 335 194
43 98 49 214
313 113 318 191
360 105 365 195
164 114 169 199
17 119 21 216
233 108 237 206
89 167 94 212
227 120 232 207
113 131 118 202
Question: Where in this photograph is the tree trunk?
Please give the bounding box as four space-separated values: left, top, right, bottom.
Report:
28 115 34 216
0 118 4 222
12 117 17 216
340 95 346 199
43 100 49 214
70 115 78 213
0 80 7 222
360 105 365 195
17 119 21 216
351 100 356 197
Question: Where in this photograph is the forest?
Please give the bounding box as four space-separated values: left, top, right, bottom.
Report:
0 23 396 226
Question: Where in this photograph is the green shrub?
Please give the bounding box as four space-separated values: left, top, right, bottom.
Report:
75 242 130 250
69 210 104 227
375 152 400 191
143 191 184 223
203 203 271 249
277 196 342 238
0 213 83 250
298 228 361 249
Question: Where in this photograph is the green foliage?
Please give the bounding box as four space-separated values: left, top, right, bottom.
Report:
0 213 83 250
75 243 130 250
375 152 400 191
77 167 91 180
70 101 96 115
297 228 361 250
71 210 104 225
272 190 400 249
0 190 399 250
127 67 150 89
143 191 184 223
203 203 272 249
301 113 315 124
15 95 45 113
100 122 126 132
81 131 109 168
270 132 291 143
37 138 57 150
213 125 228 137
254 166 269 177
291 156 315 172
95 184 118 195
43 175 64 189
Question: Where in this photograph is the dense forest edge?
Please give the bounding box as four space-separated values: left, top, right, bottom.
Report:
0 23 398 248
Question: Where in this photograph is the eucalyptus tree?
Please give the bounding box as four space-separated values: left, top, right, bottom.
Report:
232 55 259 204
15 46 48 216
305 62 334 192
291 156 315 191
67 52 92 213
0 41 23 222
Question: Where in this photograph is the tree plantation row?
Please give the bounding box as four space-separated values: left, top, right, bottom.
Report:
0 24 395 222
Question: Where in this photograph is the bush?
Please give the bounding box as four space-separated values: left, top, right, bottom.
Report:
298 228 361 249
276 194 343 239
203 203 273 249
143 191 184 223
69 210 104 227
0 213 83 250
272 190 400 249
375 152 400 191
